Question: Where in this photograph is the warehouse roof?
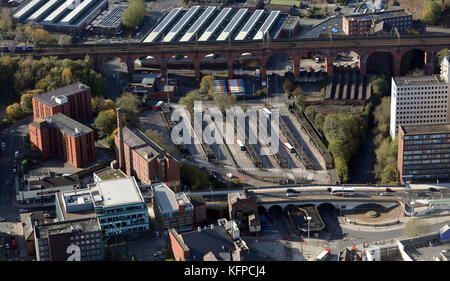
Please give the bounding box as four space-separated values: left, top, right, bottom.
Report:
47 113 93 137
400 123 450 135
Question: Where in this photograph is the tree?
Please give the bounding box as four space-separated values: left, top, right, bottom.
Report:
180 163 209 191
403 218 431 238
373 96 391 137
0 8 13 32
294 87 306 110
122 0 146 30
314 113 325 131
6 103 24 120
94 110 117 139
370 75 389 102
116 92 142 112
422 0 444 25
20 89 43 113
335 157 349 183
213 93 236 113
305 106 317 122
199 75 215 97
58 34 72 46
179 90 202 112
380 165 397 184
282 77 294 93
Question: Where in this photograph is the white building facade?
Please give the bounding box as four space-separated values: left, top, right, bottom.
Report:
390 54 450 138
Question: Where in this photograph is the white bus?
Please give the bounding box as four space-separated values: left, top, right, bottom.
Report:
282 141 295 153
330 187 355 196
314 248 330 261
262 107 272 119
153 101 163 110
236 138 246 151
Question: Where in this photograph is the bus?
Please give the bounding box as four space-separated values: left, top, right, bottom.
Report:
283 141 295 153
11 236 16 250
314 248 330 261
236 138 246 151
262 107 272 119
153 101 163 110
330 187 355 196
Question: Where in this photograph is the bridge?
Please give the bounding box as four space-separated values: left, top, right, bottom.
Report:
5 34 450 81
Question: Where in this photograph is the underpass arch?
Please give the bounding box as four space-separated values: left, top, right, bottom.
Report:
366 50 394 76
400 48 426 76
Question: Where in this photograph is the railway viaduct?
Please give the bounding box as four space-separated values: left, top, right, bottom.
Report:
8 34 450 81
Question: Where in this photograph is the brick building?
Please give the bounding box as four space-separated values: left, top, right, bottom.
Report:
398 123 450 184
227 191 258 227
151 183 193 234
114 109 181 191
29 113 96 168
168 219 248 261
32 82 93 123
342 10 412 36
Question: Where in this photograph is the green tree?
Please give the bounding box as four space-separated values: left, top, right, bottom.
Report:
6 103 24 120
335 157 349 183
180 163 209 190
422 0 444 25
380 165 397 184
122 0 146 30
94 110 117 139
117 92 141 112
314 113 325 131
179 90 202 112
370 75 389 102
20 89 43 114
305 106 317 122
213 93 236 113
294 87 306 110
373 96 391 137
403 218 431 238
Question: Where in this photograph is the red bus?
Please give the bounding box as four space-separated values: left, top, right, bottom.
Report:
11 236 16 250
236 138 246 151
283 141 295 153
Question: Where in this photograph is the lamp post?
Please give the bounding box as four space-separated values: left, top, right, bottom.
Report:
306 216 312 260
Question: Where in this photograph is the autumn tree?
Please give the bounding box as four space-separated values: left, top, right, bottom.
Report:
199 75 215 97
6 103 24 120
94 110 117 139
20 89 44 113
179 90 202 112
422 0 444 25
213 93 237 113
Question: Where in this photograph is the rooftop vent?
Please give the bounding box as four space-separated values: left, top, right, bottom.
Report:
79 84 86 89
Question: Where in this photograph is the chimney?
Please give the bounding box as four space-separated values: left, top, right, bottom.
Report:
116 108 126 172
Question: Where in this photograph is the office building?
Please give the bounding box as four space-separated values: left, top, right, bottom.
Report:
55 177 150 240
151 183 193 234
32 82 93 123
390 56 450 138
34 217 104 261
29 113 96 168
397 123 450 184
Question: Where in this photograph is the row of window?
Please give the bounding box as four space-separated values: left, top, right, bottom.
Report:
397 119 446 124
405 139 449 145
397 113 446 118
405 144 450 150
404 149 450 155
405 134 450 140
404 163 450 170
398 85 448 91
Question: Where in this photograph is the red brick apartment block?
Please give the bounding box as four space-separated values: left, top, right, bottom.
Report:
32 82 93 123
114 125 181 192
29 113 96 168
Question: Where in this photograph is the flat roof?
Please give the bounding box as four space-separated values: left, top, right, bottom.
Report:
151 183 192 214
94 167 127 181
254 10 280 40
400 123 450 135
91 4 127 28
33 82 89 107
393 75 447 86
143 8 182 43
28 174 80 189
235 9 264 41
344 9 410 21
180 225 235 261
35 217 101 239
95 177 144 207
216 8 248 41
163 6 200 42
46 113 93 137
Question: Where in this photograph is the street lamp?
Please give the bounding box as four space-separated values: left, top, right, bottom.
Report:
306 216 312 260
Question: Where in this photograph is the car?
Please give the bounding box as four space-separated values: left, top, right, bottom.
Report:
279 180 287 185
43 213 51 218
380 192 391 196
286 179 295 185
429 187 439 192
14 151 19 158
19 208 29 213
12 168 16 174
385 188 394 192
286 192 297 197
0 217 5 222
1 142 5 149
287 189 299 194
417 192 427 197
5 243 9 249
327 187 332 192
